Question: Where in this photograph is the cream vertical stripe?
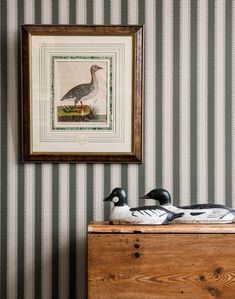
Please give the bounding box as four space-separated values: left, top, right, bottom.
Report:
42 165 52 299
25 164 35 299
24 1 35 298
77 0 86 24
111 0 121 25
144 0 156 206
215 0 225 204
42 0 52 23
93 0 104 221
76 164 87 299
127 0 139 208
59 164 69 299
41 1 52 297
128 165 139 207
197 0 208 204
180 0 190 205
93 164 104 220
128 0 138 25
25 0 34 23
110 0 121 197
94 0 104 24
59 0 69 23
110 165 121 190
58 1 69 298
7 0 17 297
110 0 122 193
163 0 173 196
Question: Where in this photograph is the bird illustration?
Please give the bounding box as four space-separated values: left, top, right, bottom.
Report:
141 188 235 224
60 64 102 111
104 188 184 225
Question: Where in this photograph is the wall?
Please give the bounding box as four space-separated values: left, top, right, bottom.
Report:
1 0 234 298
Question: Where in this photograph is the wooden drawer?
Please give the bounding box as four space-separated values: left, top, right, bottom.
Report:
88 223 235 299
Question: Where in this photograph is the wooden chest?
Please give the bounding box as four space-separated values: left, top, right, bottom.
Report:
88 222 235 299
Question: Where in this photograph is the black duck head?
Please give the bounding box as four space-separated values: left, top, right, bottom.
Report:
140 188 172 205
104 187 127 206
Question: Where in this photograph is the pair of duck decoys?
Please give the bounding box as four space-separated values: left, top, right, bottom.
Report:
104 188 235 225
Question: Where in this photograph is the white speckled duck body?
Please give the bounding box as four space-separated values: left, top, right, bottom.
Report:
104 188 184 225
141 189 235 224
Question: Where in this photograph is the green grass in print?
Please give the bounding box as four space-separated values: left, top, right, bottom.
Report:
57 105 107 122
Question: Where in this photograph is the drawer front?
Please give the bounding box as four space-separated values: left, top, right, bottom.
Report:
88 233 235 299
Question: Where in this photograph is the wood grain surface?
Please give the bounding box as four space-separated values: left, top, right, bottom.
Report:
88 232 235 299
88 222 235 234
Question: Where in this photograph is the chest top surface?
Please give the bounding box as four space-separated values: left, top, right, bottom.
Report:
88 221 235 234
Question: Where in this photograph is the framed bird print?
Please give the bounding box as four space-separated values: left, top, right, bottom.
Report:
21 25 143 163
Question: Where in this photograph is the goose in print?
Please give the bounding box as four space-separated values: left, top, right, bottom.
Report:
141 188 235 224
61 64 102 109
104 188 184 225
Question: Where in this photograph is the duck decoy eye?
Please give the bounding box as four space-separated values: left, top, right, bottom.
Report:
112 197 119 203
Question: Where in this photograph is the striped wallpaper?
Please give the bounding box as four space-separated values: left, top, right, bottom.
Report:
1 0 235 298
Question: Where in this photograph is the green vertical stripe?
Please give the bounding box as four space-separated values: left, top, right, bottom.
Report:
69 164 77 298
103 165 111 221
34 3 42 298
52 0 59 24
52 4 59 298
86 164 93 299
86 0 94 227
173 0 180 206
103 0 111 221
52 164 59 299
207 0 215 203
86 164 94 224
121 0 128 25
87 0 93 24
0 0 8 297
69 0 77 299
17 168 25 299
155 0 163 187
35 164 42 299
76 19 85 298
104 0 111 24
120 1 129 199
225 0 233 208
35 0 41 23
121 164 128 200
138 0 145 206
69 0 76 24
85 5 94 294
190 0 198 205
17 0 25 298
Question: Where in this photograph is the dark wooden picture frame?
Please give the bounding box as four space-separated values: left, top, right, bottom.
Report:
21 25 143 163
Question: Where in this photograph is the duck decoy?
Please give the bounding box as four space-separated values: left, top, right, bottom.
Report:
141 188 235 224
61 64 102 110
104 188 184 225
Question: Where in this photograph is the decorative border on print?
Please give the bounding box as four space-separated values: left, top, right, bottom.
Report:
51 55 113 131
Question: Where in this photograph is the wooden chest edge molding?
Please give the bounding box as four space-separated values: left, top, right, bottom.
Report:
88 221 235 234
